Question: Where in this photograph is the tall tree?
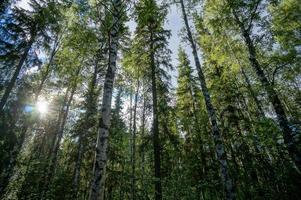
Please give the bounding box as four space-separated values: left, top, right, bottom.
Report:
0 0 61 113
177 0 235 199
226 0 301 171
133 0 172 199
89 0 126 199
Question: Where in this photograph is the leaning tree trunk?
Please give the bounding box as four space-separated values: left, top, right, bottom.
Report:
0 37 35 114
179 0 235 199
150 30 162 200
232 10 301 171
89 0 122 199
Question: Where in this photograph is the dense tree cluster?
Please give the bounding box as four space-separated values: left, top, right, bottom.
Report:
0 0 300 199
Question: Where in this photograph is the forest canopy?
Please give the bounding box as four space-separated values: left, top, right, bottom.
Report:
0 0 300 199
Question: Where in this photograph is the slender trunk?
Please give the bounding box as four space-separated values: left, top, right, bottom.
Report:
225 32 265 119
0 37 34 113
150 29 162 200
189 84 201 133
189 85 207 197
73 63 98 199
41 78 78 199
35 44 57 101
72 133 84 198
131 79 140 200
1 40 60 198
179 0 235 199
0 124 27 197
129 89 133 189
240 68 265 118
140 91 147 199
89 1 122 199
108 185 113 200
232 10 301 170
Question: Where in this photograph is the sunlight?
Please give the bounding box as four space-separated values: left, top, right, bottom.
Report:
36 100 48 114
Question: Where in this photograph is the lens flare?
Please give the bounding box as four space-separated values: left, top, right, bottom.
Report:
36 100 48 114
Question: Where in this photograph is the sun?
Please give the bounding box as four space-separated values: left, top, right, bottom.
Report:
36 100 48 114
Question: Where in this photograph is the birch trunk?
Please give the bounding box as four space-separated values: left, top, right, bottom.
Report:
0 37 34 113
89 1 122 199
179 0 235 199
232 10 301 171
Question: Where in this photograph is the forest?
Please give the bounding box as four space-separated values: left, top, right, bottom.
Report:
0 0 300 199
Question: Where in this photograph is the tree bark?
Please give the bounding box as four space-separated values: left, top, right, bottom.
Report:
232 10 301 171
0 37 34 114
179 0 235 199
150 29 162 200
89 1 122 199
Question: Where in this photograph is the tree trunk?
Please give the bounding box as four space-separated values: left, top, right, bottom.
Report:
179 0 235 199
89 1 122 199
232 10 301 171
35 42 58 101
131 79 139 200
0 37 34 113
0 124 27 197
72 129 84 197
240 68 265 118
140 90 147 199
0 38 61 198
41 76 78 199
73 63 98 199
150 29 162 200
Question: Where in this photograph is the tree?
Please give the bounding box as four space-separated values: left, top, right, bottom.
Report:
132 1 173 199
177 0 235 199
89 0 126 199
225 0 301 171
0 0 61 113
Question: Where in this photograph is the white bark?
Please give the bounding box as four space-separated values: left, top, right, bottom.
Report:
89 1 122 199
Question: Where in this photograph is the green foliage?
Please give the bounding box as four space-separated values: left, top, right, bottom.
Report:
0 0 300 199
